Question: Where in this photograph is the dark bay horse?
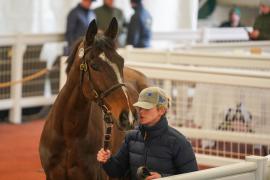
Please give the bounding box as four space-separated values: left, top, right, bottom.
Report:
39 18 147 180
65 27 149 158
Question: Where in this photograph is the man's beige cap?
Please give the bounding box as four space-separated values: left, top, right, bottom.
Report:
133 87 169 109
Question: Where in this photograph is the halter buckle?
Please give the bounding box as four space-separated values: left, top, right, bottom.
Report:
101 104 111 114
80 63 88 72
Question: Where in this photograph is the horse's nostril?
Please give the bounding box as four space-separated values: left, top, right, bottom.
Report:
120 111 128 121
119 111 131 129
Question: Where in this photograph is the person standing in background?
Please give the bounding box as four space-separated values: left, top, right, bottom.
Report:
65 0 96 55
249 0 270 40
94 0 127 47
220 7 243 27
126 0 152 48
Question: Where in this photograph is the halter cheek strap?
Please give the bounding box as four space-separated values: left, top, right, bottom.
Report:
78 42 126 150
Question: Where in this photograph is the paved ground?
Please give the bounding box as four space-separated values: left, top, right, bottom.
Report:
0 120 45 180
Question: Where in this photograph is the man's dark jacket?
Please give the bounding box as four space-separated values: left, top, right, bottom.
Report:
65 4 96 54
103 116 198 179
126 4 152 48
253 13 270 40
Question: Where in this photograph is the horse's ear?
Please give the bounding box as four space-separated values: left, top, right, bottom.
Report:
104 17 118 40
85 19 97 46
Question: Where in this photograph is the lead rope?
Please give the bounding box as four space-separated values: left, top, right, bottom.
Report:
101 105 113 180
102 106 114 150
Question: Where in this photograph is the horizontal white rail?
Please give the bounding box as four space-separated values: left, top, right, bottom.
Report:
0 33 64 45
159 156 268 180
119 48 270 69
160 162 256 180
179 41 270 52
175 127 270 146
196 154 243 167
0 96 56 110
126 62 270 89
152 27 251 44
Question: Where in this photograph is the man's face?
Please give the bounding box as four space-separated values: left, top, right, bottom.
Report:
130 0 137 9
82 0 92 8
260 4 270 14
230 12 240 24
137 107 165 126
104 0 113 7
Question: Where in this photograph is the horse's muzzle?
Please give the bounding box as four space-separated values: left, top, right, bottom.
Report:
118 110 137 130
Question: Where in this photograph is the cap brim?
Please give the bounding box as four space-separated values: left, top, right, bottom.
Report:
133 101 156 109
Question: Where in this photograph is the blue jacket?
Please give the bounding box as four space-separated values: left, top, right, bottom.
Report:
126 4 152 48
103 116 198 179
65 4 96 54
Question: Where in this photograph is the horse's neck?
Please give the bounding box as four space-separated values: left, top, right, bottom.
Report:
51 66 91 136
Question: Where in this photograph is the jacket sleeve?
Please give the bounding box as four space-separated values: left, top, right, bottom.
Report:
126 15 140 47
65 10 77 46
102 134 130 178
258 31 270 40
253 16 270 40
173 137 198 174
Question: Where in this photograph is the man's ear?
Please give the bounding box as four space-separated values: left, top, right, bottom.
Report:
158 106 167 115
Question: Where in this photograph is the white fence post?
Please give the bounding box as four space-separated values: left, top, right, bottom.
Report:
246 156 268 180
266 155 270 180
9 35 26 124
59 56 67 90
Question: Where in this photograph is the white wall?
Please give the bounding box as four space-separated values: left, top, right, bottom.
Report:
0 0 198 34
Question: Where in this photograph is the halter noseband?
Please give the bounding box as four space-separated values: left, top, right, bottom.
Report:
78 43 125 106
78 42 127 150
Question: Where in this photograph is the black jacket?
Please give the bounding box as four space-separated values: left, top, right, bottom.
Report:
65 4 96 54
126 4 152 48
103 116 198 179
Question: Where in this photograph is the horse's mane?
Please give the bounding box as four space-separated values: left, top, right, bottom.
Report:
65 35 116 74
65 38 83 74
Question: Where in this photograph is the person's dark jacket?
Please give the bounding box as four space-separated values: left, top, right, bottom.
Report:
65 4 96 54
103 116 198 179
253 13 270 40
126 4 152 48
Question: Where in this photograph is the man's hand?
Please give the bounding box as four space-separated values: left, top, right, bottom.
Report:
249 30 260 40
145 172 161 180
97 148 111 164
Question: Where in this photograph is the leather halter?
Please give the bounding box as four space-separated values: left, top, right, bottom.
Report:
78 41 126 149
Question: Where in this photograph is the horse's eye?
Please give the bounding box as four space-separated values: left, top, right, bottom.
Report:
90 63 100 71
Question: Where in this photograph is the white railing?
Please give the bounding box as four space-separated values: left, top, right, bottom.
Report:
119 47 270 70
179 128 270 166
175 41 270 53
159 156 269 180
153 27 251 44
116 48 270 166
1 31 270 126
0 33 65 123
267 155 270 180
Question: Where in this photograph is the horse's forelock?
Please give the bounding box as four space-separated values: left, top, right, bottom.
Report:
94 35 116 52
65 35 118 74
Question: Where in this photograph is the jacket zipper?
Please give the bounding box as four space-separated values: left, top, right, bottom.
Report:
143 132 149 166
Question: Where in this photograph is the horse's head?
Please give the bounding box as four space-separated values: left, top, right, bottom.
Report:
75 18 136 129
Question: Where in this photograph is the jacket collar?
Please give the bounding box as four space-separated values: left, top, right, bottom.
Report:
139 116 168 140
